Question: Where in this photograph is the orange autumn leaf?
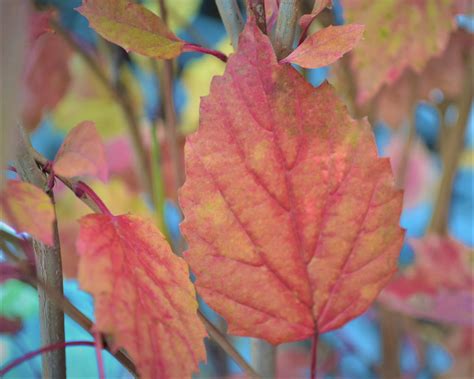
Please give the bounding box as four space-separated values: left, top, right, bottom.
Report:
53 121 108 181
344 0 463 105
76 213 206 378
282 24 364 69
0 181 54 246
77 0 184 59
180 19 404 344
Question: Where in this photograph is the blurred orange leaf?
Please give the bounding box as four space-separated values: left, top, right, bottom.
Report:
77 213 206 378
180 20 404 344
0 181 54 246
53 120 108 181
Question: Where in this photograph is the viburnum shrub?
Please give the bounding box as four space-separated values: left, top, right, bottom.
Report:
1 0 472 378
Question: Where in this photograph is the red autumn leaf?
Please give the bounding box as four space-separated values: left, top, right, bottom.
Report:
282 24 364 69
0 181 55 246
299 0 332 34
76 213 206 378
22 17 72 130
53 121 108 181
180 19 404 344
343 0 463 105
77 0 184 59
380 235 473 326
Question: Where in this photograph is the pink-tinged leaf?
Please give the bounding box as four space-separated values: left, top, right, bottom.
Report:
77 214 206 378
22 28 72 130
282 24 364 69
299 0 332 33
0 181 55 246
77 0 184 59
386 133 437 208
0 316 22 335
53 121 108 181
344 0 462 105
180 19 404 344
29 11 54 42
380 235 474 326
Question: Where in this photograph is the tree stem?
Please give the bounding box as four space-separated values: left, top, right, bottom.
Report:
15 126 66 379
273 0 299 59
215 0 244 49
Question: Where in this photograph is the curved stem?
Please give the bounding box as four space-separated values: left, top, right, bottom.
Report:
74 181 113 217
0 341 95 376
94 330 106 379
183 43 228 62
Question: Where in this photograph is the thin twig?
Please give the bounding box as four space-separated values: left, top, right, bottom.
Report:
198 311 261 379
15 126 66 379
428 56 473 234
273 0 299 59
215 0 244 49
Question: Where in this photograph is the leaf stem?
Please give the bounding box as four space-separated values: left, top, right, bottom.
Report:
73 181 113 217
0 341 96 376
94 330 106 379
273 0 299 59
183 43 228 62
310 330 319 379
215 0 244 49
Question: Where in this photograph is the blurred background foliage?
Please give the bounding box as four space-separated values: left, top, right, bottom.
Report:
1 0 473 378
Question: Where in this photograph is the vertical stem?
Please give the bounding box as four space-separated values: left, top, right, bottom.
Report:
249 0 267 34
158 0 185 195
15 127 66 379
251 339 276 378
273 0 299 59
380 308 401 379
428 59 473 234
310 331 319 379
215 0 244 49
396 109 417 189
